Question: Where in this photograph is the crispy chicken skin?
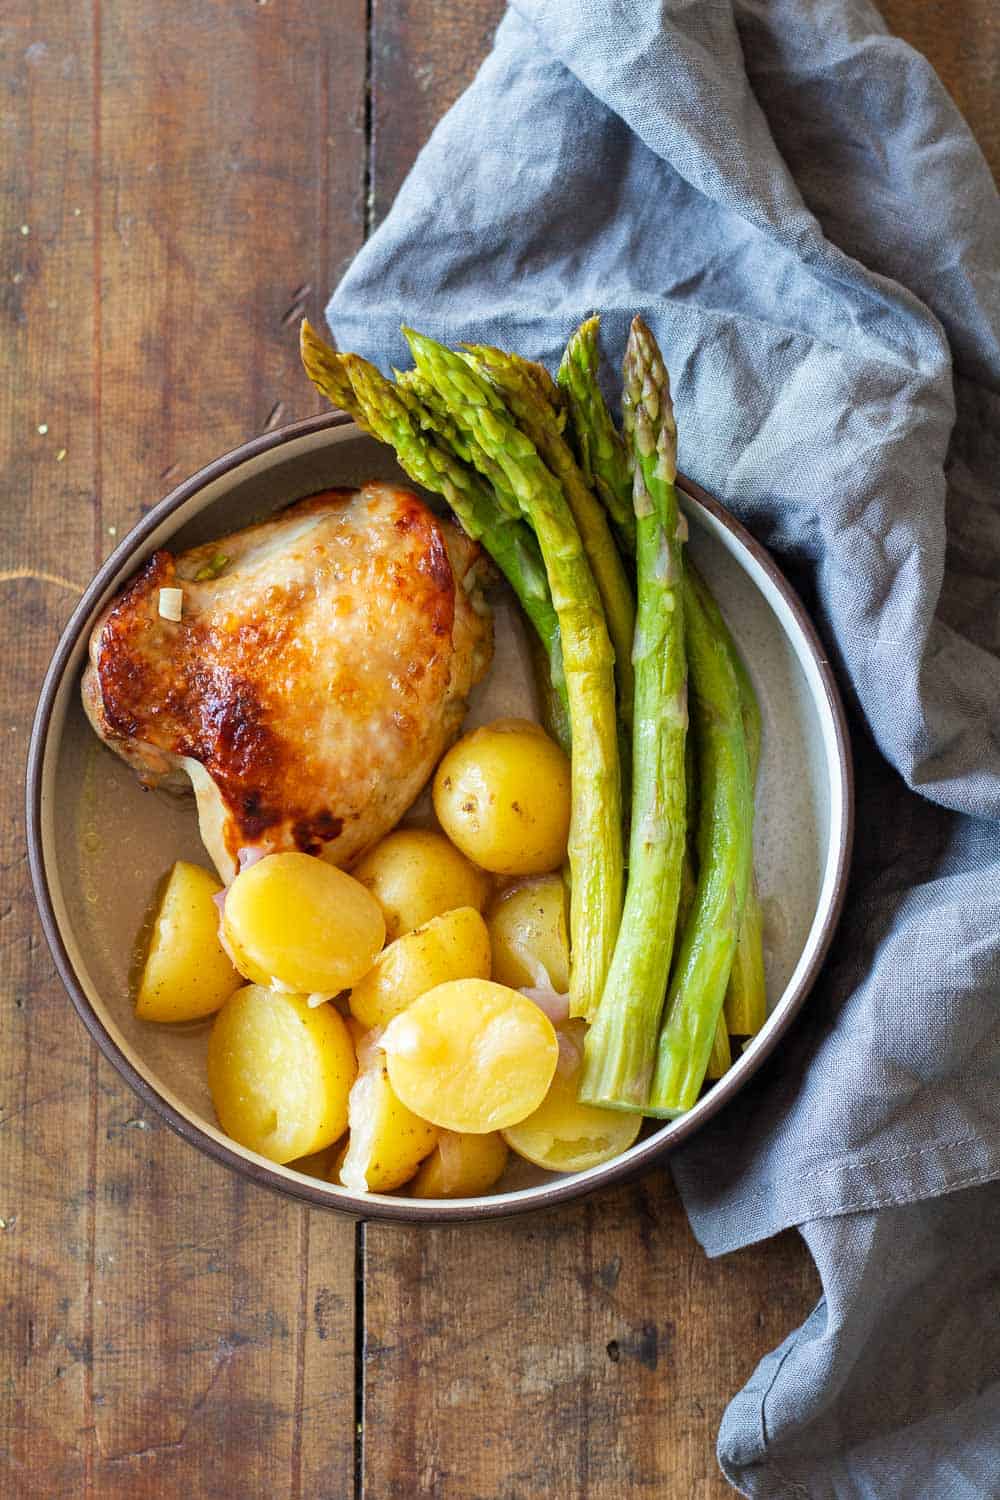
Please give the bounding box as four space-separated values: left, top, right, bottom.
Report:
82 483 493 881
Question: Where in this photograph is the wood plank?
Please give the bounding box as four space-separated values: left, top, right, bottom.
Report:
87 1 364 1493
0 5 98 1493
361 1173 818 1499
370 0 504 227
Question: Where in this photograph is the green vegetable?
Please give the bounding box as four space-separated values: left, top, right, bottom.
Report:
299 321 570 745
463 342 636 753
687 562 767 1039
580 315 688 1103
647 564 753 1116
557 317 636 559
403 326 624 1021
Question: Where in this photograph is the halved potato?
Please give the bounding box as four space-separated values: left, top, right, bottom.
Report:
135 860 240 1023
336 1058 438 1193
502 1021 642 1173
410 1130 509 1198
222 851 384 994
207 986 356 1163
381 978 558 1133
349 906 491 1031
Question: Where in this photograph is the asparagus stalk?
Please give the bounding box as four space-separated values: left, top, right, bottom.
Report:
300 322 570 742
687 562 768 1039
706 1014 732 1080
579 316 688 1104
647 565 753 1116
403 326 624 1020
463 343 636 750
557 317 636 559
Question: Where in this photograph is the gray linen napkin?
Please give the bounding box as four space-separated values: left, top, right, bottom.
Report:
327 1 1000 1492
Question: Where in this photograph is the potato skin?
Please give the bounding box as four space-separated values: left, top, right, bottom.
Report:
410 1131 509 1198
135 860 240 1023
207 986 356 1163
353 828 490 941
487 876 570 994
433 718 571 876
349 906 492 1031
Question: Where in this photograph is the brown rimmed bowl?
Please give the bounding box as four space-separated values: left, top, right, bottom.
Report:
27 413 853 1221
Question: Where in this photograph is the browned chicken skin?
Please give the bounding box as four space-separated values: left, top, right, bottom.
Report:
82 483 493 881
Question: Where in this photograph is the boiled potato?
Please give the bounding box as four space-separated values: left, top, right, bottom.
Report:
502 1021 642 1173
410 1130 509 1198
488 876 570 994
349 906 492 1031
433 718 571 876
207 986 356 1163
135 861 240 1023
381 978 558 1133
223 851 384 994
353 829 489 941
336 1058 438 1193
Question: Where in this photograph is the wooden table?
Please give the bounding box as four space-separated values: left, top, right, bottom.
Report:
2 4 996 1495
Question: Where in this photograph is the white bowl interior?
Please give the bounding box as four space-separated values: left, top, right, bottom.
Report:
38 423 846 1213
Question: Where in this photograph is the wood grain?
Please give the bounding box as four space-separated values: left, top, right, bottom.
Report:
370 0 505 227
361 1176 818 1499
1 7 97 1490
2 2 364 1496
2 1 997 1497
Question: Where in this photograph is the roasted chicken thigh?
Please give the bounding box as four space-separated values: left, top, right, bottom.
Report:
82 483 493 881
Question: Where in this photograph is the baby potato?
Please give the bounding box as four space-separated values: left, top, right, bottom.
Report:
410 1130 509 1199
433 718 571 876
349 906 492 1031
337 1057 438 1193
488 876 570 994
207 986 356 1163
135 860 240 1023
502 1021 642 1174
381 978 558 1134
352 829 490 941
223 851 384 994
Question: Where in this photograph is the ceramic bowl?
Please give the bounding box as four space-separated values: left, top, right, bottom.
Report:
27 413 853 1220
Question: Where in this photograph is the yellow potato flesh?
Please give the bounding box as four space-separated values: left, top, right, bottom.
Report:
135 860 240 1023
410 1130 509 1198
222 851 384 994
382 978 558 1134
337 1059 438 1193
353 828 489 941
487 877 570 994
433 718 571 876
207 986 356 1163
349 906 492 1031
502 1021 642 1173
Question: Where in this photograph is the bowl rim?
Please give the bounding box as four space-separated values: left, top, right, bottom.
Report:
26 410 854 1222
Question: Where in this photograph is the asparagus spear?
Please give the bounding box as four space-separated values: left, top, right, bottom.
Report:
706 1013 733 1080
403 326 624 1020
396 363 572 749
579 316 688 1104
299 322 570 742
557 317 636 559
686 562 768 1039
647 564 753 1116
463 343 636 750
